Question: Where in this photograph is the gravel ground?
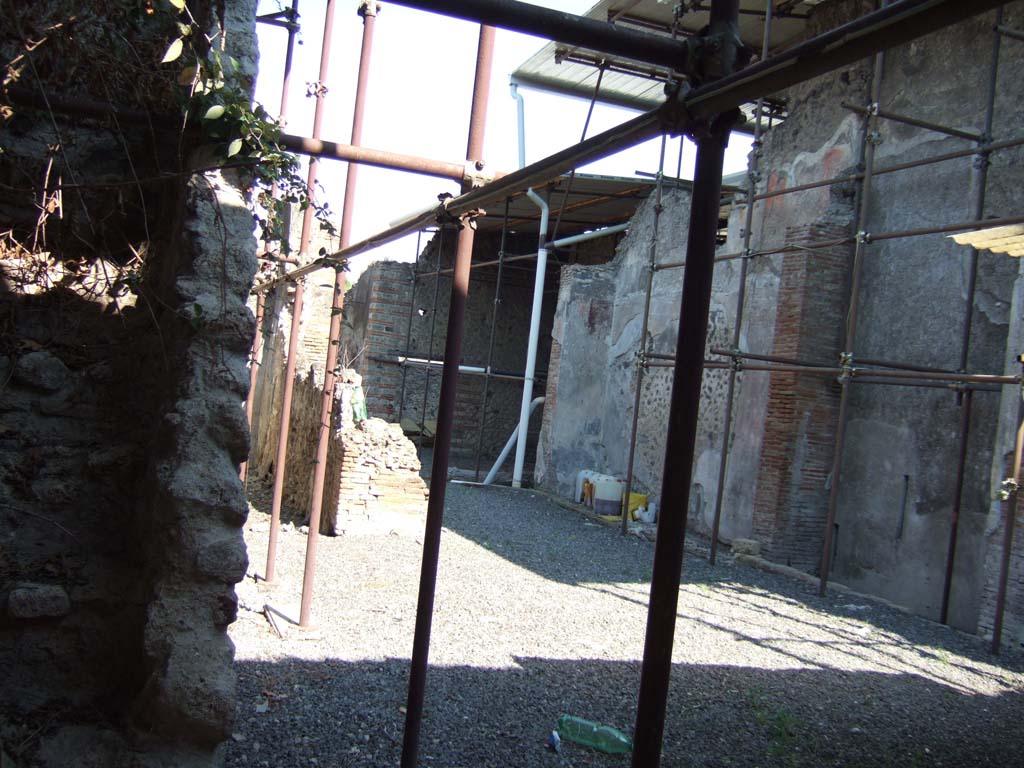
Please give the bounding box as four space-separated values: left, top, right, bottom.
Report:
227 482 1024 768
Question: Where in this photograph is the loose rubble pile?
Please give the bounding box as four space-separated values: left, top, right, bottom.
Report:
323 418 428 534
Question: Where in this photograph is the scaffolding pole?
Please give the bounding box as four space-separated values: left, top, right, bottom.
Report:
474 199 510 481
401 24 495 768
819 16 889 596
941 7 1002 626
264 0 338 584
620 135 667 535
709 0 773 564
397 230 425 425
299 0 379 630
241 0 300 484
992 359 1024 655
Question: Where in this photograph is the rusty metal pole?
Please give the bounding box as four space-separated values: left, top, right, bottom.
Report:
709 0 772 563
299 0 379 629
818 13 888 596
632 3 740 764
940 6 1002 625
241 0 300 484
620 135 667 535
992 363 1024 655
264 0 338 584
474 198 510 481
240 292 265 482
401 24 495 768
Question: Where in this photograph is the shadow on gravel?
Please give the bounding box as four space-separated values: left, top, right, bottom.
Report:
437 484 1024 680
439 483 654 586
227 655 1024 768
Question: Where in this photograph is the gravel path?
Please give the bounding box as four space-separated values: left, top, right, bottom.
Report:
227 482 1024 768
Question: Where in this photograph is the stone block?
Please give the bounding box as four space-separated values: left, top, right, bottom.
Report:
731 538 762 557
14 350 70 392
9 583 71 619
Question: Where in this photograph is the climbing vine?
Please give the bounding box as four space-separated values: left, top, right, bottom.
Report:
163 0 337 251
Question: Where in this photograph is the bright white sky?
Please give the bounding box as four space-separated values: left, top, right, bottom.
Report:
254 0 753 277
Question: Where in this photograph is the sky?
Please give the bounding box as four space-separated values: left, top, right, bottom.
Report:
253 0 753 278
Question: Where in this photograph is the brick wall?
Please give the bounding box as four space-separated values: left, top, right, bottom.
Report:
752 221 852 571
342 228 558 473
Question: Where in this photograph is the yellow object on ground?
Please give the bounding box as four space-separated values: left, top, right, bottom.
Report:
625 492 647 519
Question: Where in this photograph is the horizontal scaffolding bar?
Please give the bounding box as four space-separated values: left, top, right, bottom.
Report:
753 133 1024 204
279 134 468 181
648 350 1020 385
997 25 1024 43
255 0 1008 292
386 0 689 72
372 355 539 383
843 102 984 142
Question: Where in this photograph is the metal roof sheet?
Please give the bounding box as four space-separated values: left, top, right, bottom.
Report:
950 224 1024 257
473 172 661 233
512 1 823 114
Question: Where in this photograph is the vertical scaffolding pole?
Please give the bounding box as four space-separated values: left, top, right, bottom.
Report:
474 198 510 481
240 291 265 483
940 7 1002 624
632 111 737 768
818 8 887 596
418 227 446 448
632 5 740 764
299 0 379 629
401 24 495 768
992 361 1024 655
620 135 667 535
264 0 338 584
241 0 300 484
398 230 425 425
709 0 773 564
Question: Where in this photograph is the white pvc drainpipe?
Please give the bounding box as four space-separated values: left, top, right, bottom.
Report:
484 396 545 485
547 221 629 248
509 82 549 488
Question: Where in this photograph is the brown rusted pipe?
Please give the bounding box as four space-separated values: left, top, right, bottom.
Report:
299 0 378 630
266 0 338 583
992 360 1024 654
242 0 300 484
240 291 265 483
265 279 304 583
942 8 1003 625
278 134 468 182
819 20 889 597
401 25 494 768
843 101 983 142
467 25 496 164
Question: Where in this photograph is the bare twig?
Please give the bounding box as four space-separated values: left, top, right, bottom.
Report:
0 502 79 541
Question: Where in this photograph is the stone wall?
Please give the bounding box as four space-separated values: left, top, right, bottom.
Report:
0 2 258 764
539 1 1024 643
342 227 573 475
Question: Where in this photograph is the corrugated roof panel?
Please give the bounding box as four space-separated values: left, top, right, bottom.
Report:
512 1 817 114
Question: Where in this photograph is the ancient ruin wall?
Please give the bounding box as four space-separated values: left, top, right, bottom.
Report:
1 1 259 764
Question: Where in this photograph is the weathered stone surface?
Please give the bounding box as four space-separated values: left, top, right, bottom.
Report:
196 538 249 584
14 350 70 392
9 583 71 619
731 538 762 557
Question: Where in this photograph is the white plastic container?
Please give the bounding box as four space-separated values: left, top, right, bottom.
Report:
593 476 626 516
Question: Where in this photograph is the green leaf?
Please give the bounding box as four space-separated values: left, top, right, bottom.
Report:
169 0 186 10
177 22 192 36
204 104 225 120
161 38 184 63
227 138 243 157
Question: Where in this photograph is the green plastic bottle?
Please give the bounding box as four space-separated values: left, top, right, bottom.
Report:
557 714 633 754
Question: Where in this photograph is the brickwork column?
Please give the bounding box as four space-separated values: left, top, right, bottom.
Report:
752 221 852 570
